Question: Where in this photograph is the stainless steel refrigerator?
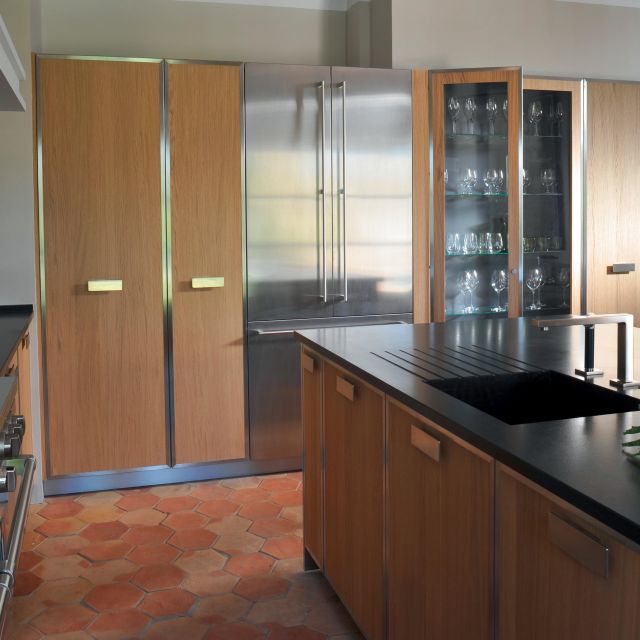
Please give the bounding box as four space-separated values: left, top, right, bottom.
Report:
245 63 413 461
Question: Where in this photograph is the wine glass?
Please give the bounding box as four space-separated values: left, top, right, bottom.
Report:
497 168 505 193
528 100 543 136
463 232 478 254
457 271 471 313
463 97 478 134
478 232 492 253
558 266 571 308
551 101 565 136
461 168 477 194
502 98 508 122
448 96 461 136
540 168 556 194
490 269 508 312
446 233 461 255
466 269 480 313
523 168 531 194
526 267 543 311
485 97 498 135
483 168 499 195
491 232 504 253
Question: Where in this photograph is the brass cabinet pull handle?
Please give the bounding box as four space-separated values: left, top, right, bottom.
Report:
302 353 315 373
411 425 441 462
87 279 122 292
191 276 224 289
548 512 609 578
336 376 355 401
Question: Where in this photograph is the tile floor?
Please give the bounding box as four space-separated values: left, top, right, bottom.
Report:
8 472 362 640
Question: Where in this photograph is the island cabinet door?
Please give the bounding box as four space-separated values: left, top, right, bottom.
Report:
497 465 640 639
323 361 384 640
302 347 323 569
387 398 494 640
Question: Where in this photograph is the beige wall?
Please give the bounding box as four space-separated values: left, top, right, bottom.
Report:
370 0 391 68
37 0 346 65
392 0 640 80
346 1 370 67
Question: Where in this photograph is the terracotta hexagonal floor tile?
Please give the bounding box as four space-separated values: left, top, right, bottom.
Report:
119 508 165 527
31 577 92 606
262 535 303 560
249 518 297 539
229 488 270 504
221 476 261 489
206 515 251 535
85 583 144 611
115 492 159 511
81 559 138 585
79 521 127 542
203 622 266 640
263 623 324 640
121 524 171 545
156 495 199 513
133 564 185 591
164 511 208 530
76 491 121 507
170 528 217 550
145 617 209 640
18 551 42 572
21 530 45 553
197 499 239 518
193 592 251 624
247 599 307 627
77 505 124 524
190 482 231 502
2 618 43 640
181 569 238 597
36 517 85 538
31 604 96 634
36 535 89 558
259 477 300 493
305 600 359 636
33 555 90 581
280 506 303 525
139 588 197 617
225 553 274 577
39 502 83 520
80 540 132 561
149 483 193 497
233 575 290 601
14 572 43 597
88 609 149 639
214 531 264 555
238 502 281 521
272 557 304 579
175 548 226 574
270 491 302 507
127 543 179 566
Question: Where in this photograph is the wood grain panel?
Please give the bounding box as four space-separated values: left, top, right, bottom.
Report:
301 348 323 569
18 331 33 455
587 81 640 324
324 361 384 640
40 58 167 475
387 397 494 640
524 77 583 314
431 68 522 321
498 464 640 639
412 69 430 323
168 63 245 464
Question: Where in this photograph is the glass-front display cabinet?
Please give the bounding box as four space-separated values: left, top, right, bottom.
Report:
522 77 582 317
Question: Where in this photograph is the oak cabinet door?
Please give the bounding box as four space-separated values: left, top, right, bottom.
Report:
17 331 33 455
324 362 384 640
168 62 245 464
40 58 167 475
387 398 494 640
497 466 640 639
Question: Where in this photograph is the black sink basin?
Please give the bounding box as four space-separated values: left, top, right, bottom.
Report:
428 370 640 425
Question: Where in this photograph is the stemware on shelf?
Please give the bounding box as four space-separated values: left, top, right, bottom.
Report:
528 100 543 136
448 96 461 135
490 269 508 312
460 168 477 194
497 168 505 192
558 266 571 308
446 233 461 255
550 101 565 136
536 236 550 252
492 232 504 253
457 269 479 314
478 232 491 253
526 267 543 311
502 98 508 122
463 97 478 134
523 237 536 253
540 168 556 193
483 169 499 195
486 97 498 135
463 232 478 254
523 168 531 194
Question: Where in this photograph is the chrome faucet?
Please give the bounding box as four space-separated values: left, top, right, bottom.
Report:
531 314 640 390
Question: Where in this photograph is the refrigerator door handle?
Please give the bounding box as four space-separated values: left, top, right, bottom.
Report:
319 81 328 303
339 80 348 302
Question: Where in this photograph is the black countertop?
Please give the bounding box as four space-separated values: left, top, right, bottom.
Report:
296 318 640 545
0 305 33 416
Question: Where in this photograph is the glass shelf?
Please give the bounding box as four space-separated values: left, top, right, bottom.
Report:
524 134 563 140
446 307 507 318
524 192 563 197
445 192 508 199
446 133 507 142
446 251 508 257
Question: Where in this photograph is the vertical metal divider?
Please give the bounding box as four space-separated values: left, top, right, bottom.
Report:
161 60 176 467
428 72 436 321
580 79 588 315
383 396 390 640
516 69 525 318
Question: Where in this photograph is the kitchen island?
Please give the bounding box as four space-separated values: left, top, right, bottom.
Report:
296 318 640 640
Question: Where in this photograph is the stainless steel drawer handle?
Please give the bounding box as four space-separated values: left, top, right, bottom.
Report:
302 353 315 374
191 277 224 289
410 425 441 462
336 376 355 402
548 512 609 578
87 279 122 292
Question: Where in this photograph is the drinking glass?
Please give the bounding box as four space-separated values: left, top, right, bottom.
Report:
457 271 471 313
497 168 505 193
463 232 478 254
528 100 543 136
460 168 477 194
523 168 531 194
483 169 499 195
491 232 504 253
446 233 461 255
485 97 498 135
478 232 492 253
552 101 565 136
466 269 479 312
490 269 508 312
526 267 543 310
540 168 556 193
448 96 461 136
523 237 536 253
463 97 478 134
558 266 571 308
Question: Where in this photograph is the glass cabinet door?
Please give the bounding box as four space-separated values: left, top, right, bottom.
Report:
522 78 582 316
432 68 522 322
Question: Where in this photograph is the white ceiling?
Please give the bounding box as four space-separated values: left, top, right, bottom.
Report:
556 0 640 8
175 0 368 11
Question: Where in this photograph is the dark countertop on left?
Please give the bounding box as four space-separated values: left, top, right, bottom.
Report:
0 305 33 414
